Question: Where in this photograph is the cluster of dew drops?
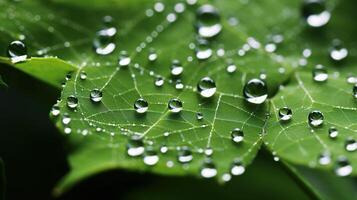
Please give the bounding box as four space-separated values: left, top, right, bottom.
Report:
6 0 355 179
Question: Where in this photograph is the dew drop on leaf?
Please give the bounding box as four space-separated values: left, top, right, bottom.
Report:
308 110 324 127
67 95 78 109
200 158 217 178
62 113 71 125
80 71 87 80
134 98 149 114
160 145 168 154
90 89 103 103
318 152 331 165
168 98 183 113
154 76 164 87
313 65 328 82
177 146 193 163
64 127 72 134
335 156 352 177
51 105 60 117
243 78 268 104
204 147 213 156
127 135 145 157
230 160 245 176
345 137 357 152
196 4 222 38
197 77 216 98
328 127 338 139
195 38 212 60
302 0 330 28
226 63 237 73
93 27 116 55
231 128 244 143
352 85 357 99
278 107 292 121
118 51 131 67
148 49 158 62
170 60 183 76
143 147 159 166
175 80 184 90
196 112 203 120
329 39 348 61
7 40 27 63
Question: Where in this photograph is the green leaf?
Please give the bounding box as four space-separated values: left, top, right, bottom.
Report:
0 57 77 88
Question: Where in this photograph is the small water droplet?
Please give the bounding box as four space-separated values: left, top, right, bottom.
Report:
127 135 145 157
197 77 216 98
196 4 222 38
200 158 217 178
230 160 245 176
318 152 331 165
330 39 348 61
7 40 27 63
345 137 357 152
177 146 193 163
353 85 357 99
80 71 87 80
204 147 213 156
335 156 352 177
243 79 268 104
175 80 184 90
119 51 131 67
64 127 72 134
170 60 183 76
168 98 183 113
62 113 71 125
134 98 149 114
154 76 164 87
226 64 237 73
93 27 116 55
231 128 244 143
51 105 60 116
196 112 203 120
308 110 324 127
67 95 78 109
148 49 158 62
302 0 330 28
143 147 159 166
90 89 103 103
160 145 168 153
313 65 328 82
195 38 212 60
328 127 338 139
278 107 292 121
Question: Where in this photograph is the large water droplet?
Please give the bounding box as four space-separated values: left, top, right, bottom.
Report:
127 135 145 157
313 65 328 82
328 127 338 139
170 60 183 76
308 110 324 127
197 77 216 98
177 146 193 163
335 157 352 177
90 89 103 103
7 40 27 63
134 98 149 114
231 128 244 143
67 95 78 109
143 147 159 166
168 98 183 113
118 51 131 67
93 27 116 55
302 0 330 28
345 138 357 152
243 79 268 104
230 160 245 176
196 4 222 38
195 38 212 60
200 158 217 178
278 107 292 121
330 39 348 61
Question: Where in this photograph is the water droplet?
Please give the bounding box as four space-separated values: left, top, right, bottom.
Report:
134 98 149 114
127 135 145 157
80 71 87 80
308 110 324 127
143 147 159 166
168 98 183 113
330 39 348 61
160 145 168 153
243 79 268 104
197 77 216 98
226 64 237 73
195 38 212 60
177 146 193 163
154 76 164 87
62 113 71 125
119 51 131 67
196 4 222 38
93 27 116 55
278 107 292 121
231 128 244 143
353 85 357 99
64 127 72 134
204 147 213 156
196 112 203 120
175 80 184 90
328 127 338 139
302 0 330 28
230 160 245 176
170 60 183 76
67 95 78 109
335 157 352 177
200 158 217 178
345 138 357 152
318 152 331 165
7 40 27 63
90 89 103 103
313 65 328 82
51 105 60 116
148 49 158 62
